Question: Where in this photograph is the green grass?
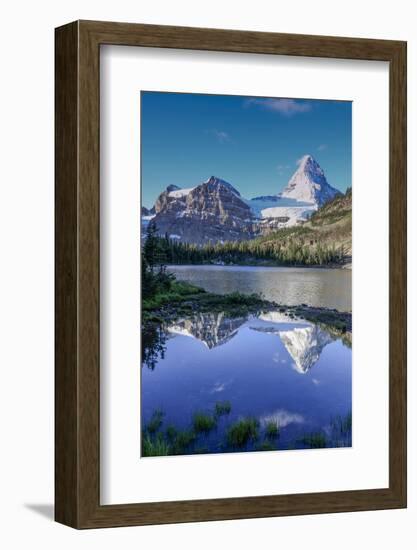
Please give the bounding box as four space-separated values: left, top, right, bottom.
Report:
142 406 351 457
265 421 280 438
142 281 205 311
227 418 259 447
222 292 264 306
142 433 170 457
193 412 217 433
214 401 232 416
143 283 267 320
173 281 206 295
165 425 178 442
299 432 327 448
171 430 197 455
146 409 164 433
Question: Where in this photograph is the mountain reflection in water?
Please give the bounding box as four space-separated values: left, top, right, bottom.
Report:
250 323 334 374
141 309 352 455
167 312 248 349
143 310 339 373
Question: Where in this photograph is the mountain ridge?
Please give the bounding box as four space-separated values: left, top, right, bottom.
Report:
143 156 344 244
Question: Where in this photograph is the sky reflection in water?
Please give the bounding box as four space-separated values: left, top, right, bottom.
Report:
141 310 352 455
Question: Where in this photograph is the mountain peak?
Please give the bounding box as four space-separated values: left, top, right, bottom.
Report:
203 176 241 196
279 325 333 374
295 154 324 176
282 155 340 206
299 153 313 163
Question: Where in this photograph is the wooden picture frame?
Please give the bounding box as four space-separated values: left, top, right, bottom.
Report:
55 20 407 529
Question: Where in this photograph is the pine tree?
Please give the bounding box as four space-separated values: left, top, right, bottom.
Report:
143 221 160 272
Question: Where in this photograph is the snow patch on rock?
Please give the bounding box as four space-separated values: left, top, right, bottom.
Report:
168 187 195 198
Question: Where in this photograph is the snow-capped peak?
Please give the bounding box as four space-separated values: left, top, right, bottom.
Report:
281 155 340 207
297 154 322 173
279 325 333 374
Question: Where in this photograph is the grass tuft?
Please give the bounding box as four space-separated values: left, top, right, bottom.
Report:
227 418 259 447
146 409 164 434
142 433 170 457
214 401 232 416
265 421 280 438
165 424 178 442
193 412 217 433
171 430 197 455
299 432 327 448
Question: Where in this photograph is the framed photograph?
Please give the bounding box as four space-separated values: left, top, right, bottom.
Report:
55 20 406 528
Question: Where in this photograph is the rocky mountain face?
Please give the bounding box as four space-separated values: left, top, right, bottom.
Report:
151 176 254 243
167 311 248 349
143 156 344 244
166 310 334 372
141 205 155 216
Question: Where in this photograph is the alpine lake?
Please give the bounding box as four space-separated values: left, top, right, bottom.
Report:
141 265 352 457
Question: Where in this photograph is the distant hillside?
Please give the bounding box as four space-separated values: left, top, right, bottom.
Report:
255 188 352 261
151 189 352 267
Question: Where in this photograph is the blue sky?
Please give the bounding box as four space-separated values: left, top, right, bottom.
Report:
141 91 352 208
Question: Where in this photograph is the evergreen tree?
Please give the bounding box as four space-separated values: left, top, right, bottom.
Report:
143 221 160 272
141 222 174 299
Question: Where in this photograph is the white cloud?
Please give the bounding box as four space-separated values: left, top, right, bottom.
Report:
209 129 231 143
259 409 305 428
317 144 328 151
209 380 232 393
245 97 312 116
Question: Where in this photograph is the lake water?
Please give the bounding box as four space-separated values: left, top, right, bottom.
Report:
168 265 351 311
141 265 352 456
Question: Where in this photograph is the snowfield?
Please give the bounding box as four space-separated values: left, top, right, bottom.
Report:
168 187 195 198
259 205 316 224
245 196 315 222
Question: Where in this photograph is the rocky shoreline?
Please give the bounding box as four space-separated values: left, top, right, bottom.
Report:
142 284 352 336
